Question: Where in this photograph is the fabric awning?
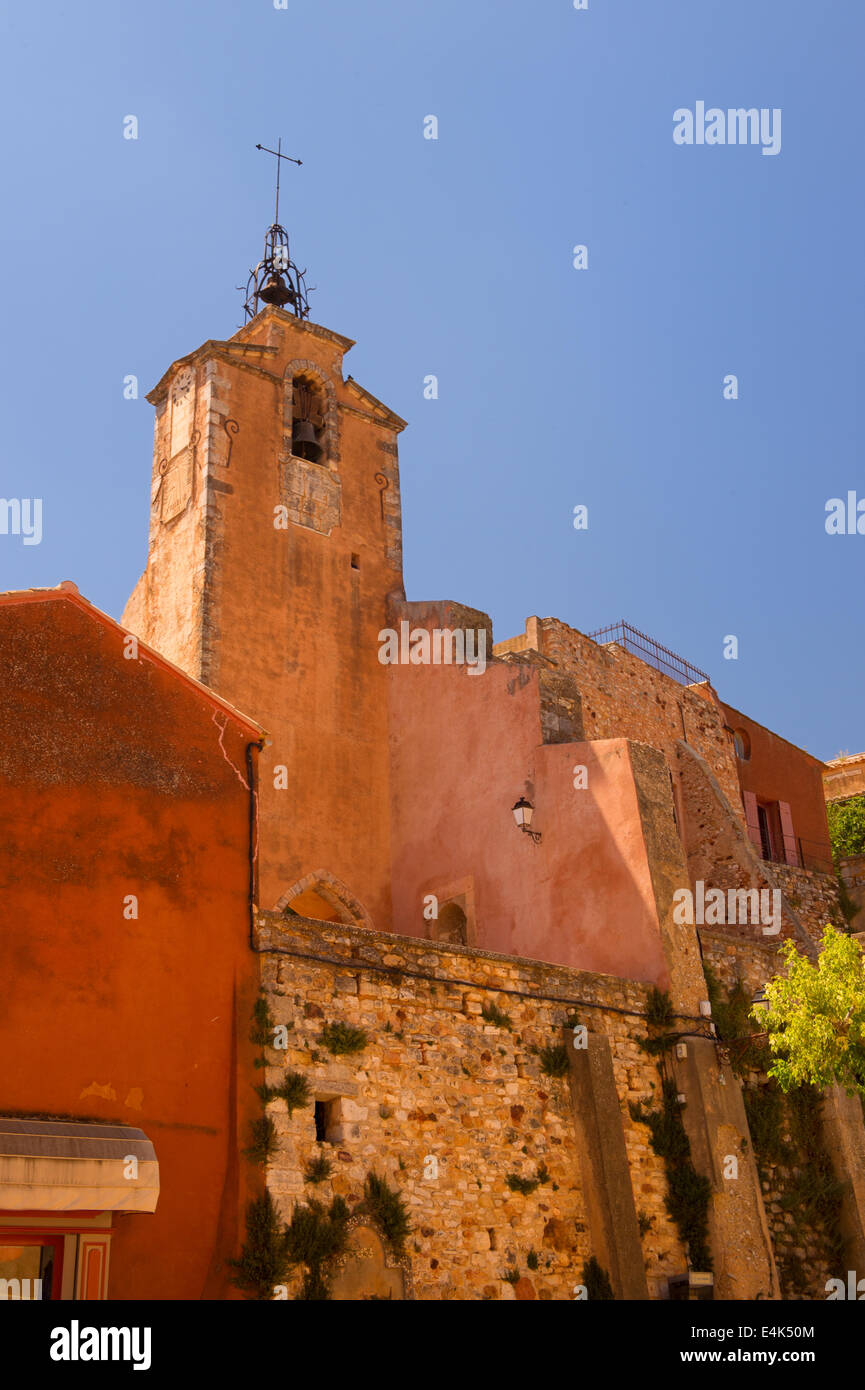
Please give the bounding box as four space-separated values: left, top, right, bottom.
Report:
0 1118 159 1213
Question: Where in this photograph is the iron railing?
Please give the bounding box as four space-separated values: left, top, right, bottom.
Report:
758 836 834 877
588 620 710 688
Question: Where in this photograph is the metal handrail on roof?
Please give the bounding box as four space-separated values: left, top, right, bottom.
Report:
588 620 711 688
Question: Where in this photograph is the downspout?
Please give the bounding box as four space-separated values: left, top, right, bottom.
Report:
246 739 266 949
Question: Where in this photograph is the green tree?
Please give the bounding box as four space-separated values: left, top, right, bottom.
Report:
827 795 865 861
759 927 865 1096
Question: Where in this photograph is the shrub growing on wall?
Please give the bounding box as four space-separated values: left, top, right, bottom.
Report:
827 795 865 861
761 927 865 1096
229 1191 291 1300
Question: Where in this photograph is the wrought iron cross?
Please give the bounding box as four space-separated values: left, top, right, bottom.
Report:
255 140 302 226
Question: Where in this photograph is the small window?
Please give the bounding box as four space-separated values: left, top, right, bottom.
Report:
733 728 751 762
314 1098 342 1144
350 554 360 570
314 1101 329 1142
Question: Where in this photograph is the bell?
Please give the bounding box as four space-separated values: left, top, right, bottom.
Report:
258 271 295 308
292 418 321 461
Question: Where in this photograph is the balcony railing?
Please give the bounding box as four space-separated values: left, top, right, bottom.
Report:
588 620 710 688
759 836 834 877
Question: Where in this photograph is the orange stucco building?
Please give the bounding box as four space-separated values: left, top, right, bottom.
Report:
118 300 837 987
0 586 263 1299
721 702 832 874
1 249 856 1303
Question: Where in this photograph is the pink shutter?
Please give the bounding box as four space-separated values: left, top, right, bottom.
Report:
778 801 798 866
742 790 762 852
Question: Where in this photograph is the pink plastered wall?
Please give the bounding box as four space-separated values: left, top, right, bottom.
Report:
387 658 669 984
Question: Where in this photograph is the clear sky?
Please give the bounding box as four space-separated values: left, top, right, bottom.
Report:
0 0 861 762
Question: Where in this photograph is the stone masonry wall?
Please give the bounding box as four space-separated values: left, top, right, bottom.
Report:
679 740 840 951
495 618 741 813
254 912 693 1300
699 929 849 1300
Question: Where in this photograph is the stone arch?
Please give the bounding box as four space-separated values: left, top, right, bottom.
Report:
274 870 373 929
433 900 467 945
282 360 339 465
330 1218 411 1301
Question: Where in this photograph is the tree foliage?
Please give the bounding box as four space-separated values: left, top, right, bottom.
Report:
760 927 865 1096
827 795 865 862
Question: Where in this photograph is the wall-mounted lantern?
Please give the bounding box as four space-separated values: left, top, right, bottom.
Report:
752 988 769 1015
512 797 541 844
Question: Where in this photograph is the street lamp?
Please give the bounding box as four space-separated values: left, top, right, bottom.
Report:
512 797 541 844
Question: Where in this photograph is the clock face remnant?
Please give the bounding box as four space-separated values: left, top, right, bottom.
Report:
172 368 194 405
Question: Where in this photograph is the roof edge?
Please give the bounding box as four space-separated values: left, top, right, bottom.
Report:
0 585 266 739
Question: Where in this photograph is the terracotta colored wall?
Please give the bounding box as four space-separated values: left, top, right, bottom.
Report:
124 310 404 929
388 656 669 984
721 703 831 870
0 594 261 1299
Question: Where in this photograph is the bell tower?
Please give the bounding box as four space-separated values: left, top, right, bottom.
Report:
123 169 406 927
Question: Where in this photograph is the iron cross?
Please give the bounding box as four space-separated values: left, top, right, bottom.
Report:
255 139 302 226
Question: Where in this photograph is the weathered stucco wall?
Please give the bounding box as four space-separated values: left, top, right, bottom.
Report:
387 647 674 982
0 589 262 1300
123 308 405 929
722 702 831 871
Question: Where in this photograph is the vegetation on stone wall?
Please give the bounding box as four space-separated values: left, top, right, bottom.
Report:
538 1043 569 1078
244 1115 278 1165
827 794 865 861
639 987 677 1056
762 928 865 1096
285 1195 352 1299
304 1154 333 1185
582 1255 615 1300
703 967 771 1076
708 963 847 1296
232 1169 411 1300
506 1164 551 1196
249 993 276 1048
229 1190 291 1299
254 1071 311 1114
363 1171 411 1256
743 1083 845 1294
246 994 312 1164
837 877 861 928
481 1001 513 1030
646 986 675 1031
630 1080 713 1272
318 1020 368 1055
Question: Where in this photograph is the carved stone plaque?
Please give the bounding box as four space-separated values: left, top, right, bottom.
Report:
160 446 193 522
279 456 341 536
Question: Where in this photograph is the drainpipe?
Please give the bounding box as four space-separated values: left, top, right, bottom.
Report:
246 739 267 949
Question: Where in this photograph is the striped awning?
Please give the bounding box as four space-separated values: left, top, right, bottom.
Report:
0 1118 159 1213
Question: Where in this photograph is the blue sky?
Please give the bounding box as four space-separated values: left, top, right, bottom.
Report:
0 0 861 762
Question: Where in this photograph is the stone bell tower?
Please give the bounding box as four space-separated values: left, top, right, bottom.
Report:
123 198 406 927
